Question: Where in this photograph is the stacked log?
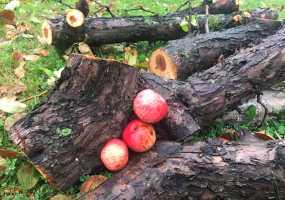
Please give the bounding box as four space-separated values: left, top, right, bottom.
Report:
10 26 285 190
86 138 285 200
41 0 252 51
148 19 282 80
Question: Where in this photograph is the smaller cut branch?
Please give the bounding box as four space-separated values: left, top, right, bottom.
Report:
149 19 282 80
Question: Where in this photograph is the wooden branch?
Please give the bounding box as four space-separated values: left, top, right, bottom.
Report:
149 19 282 80
75 0 89 17
42 7 278 52
86 137 285 200
10 27 285 190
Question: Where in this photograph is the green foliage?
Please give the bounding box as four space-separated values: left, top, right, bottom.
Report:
180 18 190 32
244 105 257 124
16 163 39 190
56 127 73 137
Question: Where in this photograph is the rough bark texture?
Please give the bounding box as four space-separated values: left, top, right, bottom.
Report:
43 11 263 51
42 15 85 51
180 0 239 15
44 13 232 50
86 138 285 200
75 0 89 17
149 19 282 80
10 27 285 190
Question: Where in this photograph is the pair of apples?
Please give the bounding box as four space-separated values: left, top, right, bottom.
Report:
100 89 169 171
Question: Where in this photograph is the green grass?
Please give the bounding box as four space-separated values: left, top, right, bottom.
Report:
0 0 285 199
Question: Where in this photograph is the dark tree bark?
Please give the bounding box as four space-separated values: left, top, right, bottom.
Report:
149 19 282 80
42 6 277 51
75 0 89 17
10 27 285 190
85 137 285 200
41 15 85 51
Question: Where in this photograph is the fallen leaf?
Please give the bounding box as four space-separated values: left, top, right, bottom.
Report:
4 112 26 131
21 34 34 39
16 23 30 33
0 96 26 113
0 157 7 176
255 130 274 141
14 61 26 79
80 175 108 193
78 42 93 55
0 40 12 47
30 16 41 24
12 51 24 62
17 163 39 190
0 148 20 158
4 0 20 11
50 194 73 200
124 47 138 66
0 10 15 25
5 24 18 40
23 54 40 62
35 49 49 57
0 82 26 96
218 128 239 141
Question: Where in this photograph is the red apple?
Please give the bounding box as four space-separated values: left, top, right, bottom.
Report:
100 138 129 171
122 119 156 152
133 89 168 123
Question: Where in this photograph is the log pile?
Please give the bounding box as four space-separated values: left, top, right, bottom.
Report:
41 0 278 51
10 26 285 190
8 0 285 197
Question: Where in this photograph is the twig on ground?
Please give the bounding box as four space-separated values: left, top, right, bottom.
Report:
123 6 157 15
176 1 189 11
253 85 269 128
20 90 48 103
93 0 116 17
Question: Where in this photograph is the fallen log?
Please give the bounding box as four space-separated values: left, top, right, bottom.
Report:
42 6 277 51
10 27 285 189
43 12 243 50
41 12 271 51
42 13 190 51
86 138 285 200
149 19 282 80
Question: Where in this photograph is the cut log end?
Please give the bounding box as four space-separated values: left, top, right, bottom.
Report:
41 21 53 45
66 9 85 28
149 48 177 80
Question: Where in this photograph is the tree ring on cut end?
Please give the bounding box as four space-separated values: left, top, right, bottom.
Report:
149 48 177 80
66 9 85 28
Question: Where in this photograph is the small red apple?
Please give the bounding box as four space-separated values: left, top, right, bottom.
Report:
133 89 168 123
100 138 129 171
122 119 156 152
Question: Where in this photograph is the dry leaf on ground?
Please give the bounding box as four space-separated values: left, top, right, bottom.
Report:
14 61 26 79
0 96 26 113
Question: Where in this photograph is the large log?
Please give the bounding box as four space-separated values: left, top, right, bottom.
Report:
85 137 285 200
149 19 282 80
10 27 285 190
